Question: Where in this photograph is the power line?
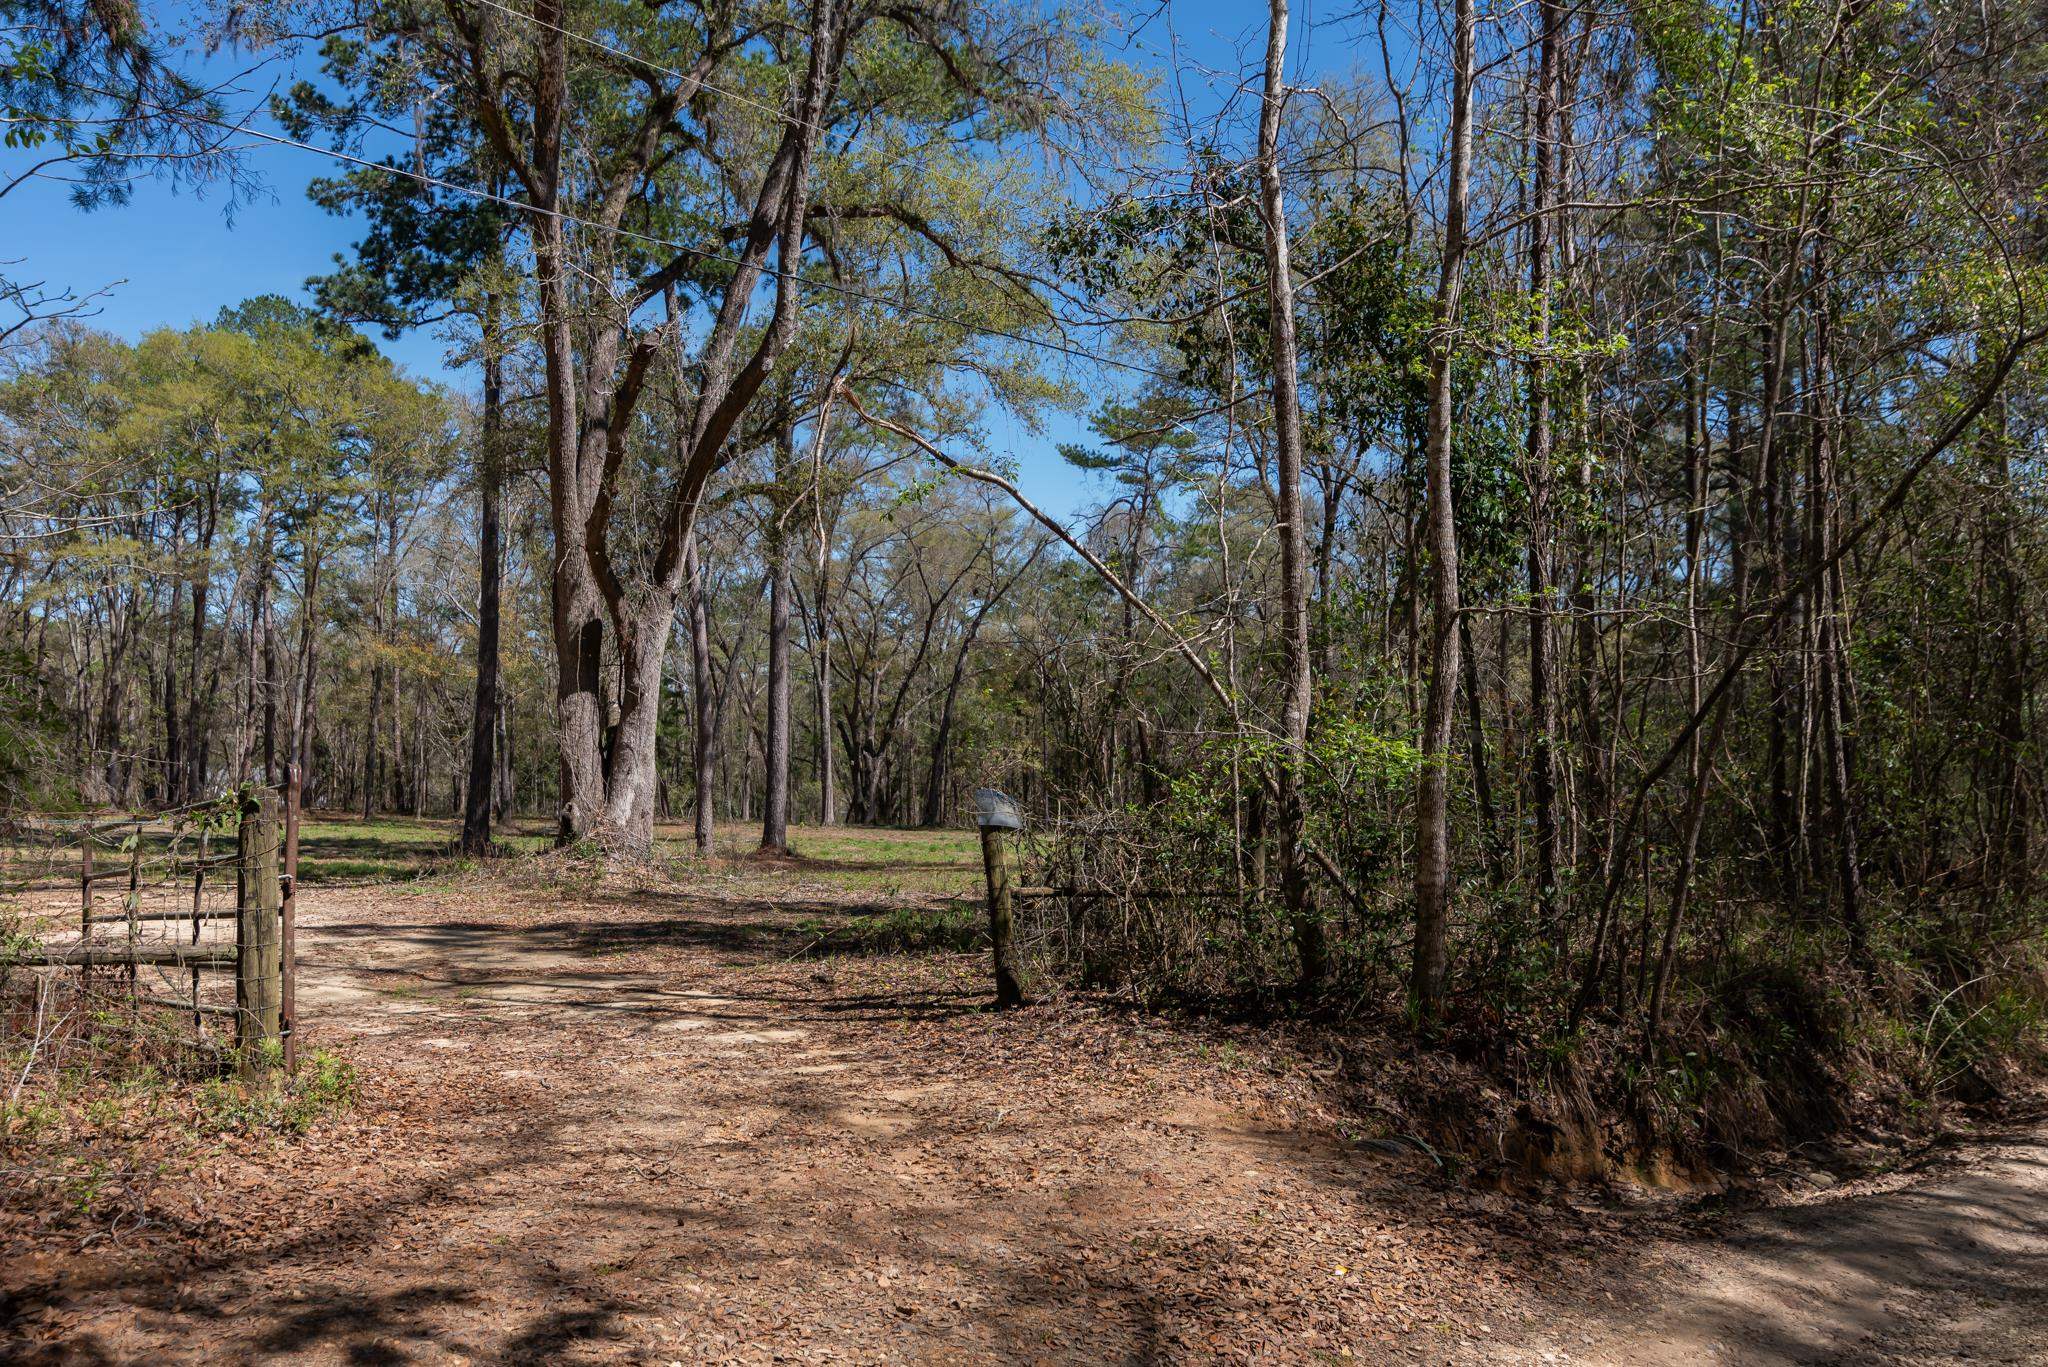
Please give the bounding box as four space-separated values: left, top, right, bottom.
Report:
463 0 833 141
50 77 1181 383
461 0 1406 360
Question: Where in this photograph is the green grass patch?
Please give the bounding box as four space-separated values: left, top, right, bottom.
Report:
9 809 982 896
798 899 987 956
659 822 983 897
195 1047 360 1135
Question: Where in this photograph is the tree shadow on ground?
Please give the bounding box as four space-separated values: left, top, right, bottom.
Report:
20 880 2044 1366
304 908 997 1026
1510 1135 2048 1364
5 1042 1195 1363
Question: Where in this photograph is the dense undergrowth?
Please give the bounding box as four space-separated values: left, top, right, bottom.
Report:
1010 785 2048 1179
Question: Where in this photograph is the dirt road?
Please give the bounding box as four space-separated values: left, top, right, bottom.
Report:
6 871 2044 1363
1507 1123 2048 1365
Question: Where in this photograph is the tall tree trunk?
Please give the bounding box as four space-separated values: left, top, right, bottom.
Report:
291 532 324 789
262 569 279 786
363 491 385 819
462 308 505 857
1525 0 1563 923
760 417 797 853
163 576 182 806
1649 339 1716 1037
1759 309 1800 896
1259 0 1323 995
687 532 717 856
1648 699 1733 1035
761 506 793 853
1811 271 1865 960
1458 614 1503 884
810 569 838 826
1987 393 2029 906
922 614 986 828
921 663 965 829
234 510 270 786
1411 0 1476 1024
183 478 219 804
603 605 668 850
528 2 607 845
494 683 517 818
1314 461 1348 676
595 0 847 857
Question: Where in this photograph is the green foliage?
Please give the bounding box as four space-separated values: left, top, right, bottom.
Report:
1924 984 2048 1084
0 0 243 212
197 1049 360 1135
0 645 66 809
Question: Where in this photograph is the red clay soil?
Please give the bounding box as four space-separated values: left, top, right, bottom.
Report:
3 870 2043 1363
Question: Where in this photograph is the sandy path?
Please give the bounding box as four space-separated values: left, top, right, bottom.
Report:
5 880 1532 1362
1505 1123 2048 1366
8 876 2045 1364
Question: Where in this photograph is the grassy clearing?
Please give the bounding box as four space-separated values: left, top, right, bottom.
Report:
654 822 982 897
217 813 980 893
2 811 551 888
290 814 550 883
5 810 983 894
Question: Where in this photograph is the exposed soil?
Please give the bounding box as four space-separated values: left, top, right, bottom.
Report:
1497 1121 2048 1365
4 867 2044 1363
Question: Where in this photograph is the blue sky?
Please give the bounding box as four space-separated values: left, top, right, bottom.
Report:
2 1 1343 518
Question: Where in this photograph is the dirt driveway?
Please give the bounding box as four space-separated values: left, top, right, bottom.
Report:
1503 1122 2048 1365
5 870 2044 1363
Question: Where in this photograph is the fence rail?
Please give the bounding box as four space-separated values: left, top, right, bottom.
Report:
15 942 240 968
6 767 302 1077
1010 886 1237 901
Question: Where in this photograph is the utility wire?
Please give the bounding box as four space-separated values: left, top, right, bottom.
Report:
48 77 1181 382
464 0 835 140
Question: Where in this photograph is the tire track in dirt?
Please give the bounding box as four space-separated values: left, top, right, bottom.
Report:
6 879 1532 1362
16 876 2041 1364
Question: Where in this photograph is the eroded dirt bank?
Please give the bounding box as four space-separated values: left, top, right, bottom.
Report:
1496 1122 2048 1365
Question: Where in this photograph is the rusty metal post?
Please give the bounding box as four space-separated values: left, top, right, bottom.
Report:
191 826 208 1039
236 790 282 1078
282 764 301 1073
78 830 92 978
123 826 141 1001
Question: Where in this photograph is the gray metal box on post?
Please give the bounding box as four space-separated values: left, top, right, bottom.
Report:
974 788 1025 1010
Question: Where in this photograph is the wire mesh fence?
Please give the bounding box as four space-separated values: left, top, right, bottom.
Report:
3 778 298 1110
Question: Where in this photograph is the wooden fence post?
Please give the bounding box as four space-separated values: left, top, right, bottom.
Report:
974 788 1026 1010
236 790 283 1077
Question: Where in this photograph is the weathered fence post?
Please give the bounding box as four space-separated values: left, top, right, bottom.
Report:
282 765 301 1074
974 788 1025 1010
78 831 93 978
236 789 283 1077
